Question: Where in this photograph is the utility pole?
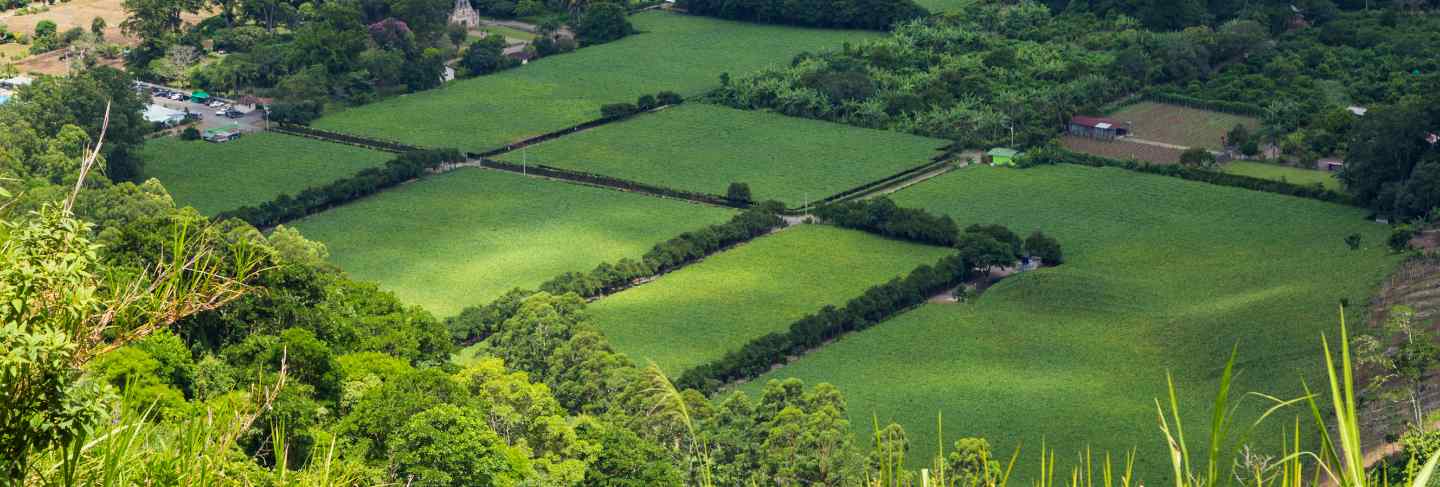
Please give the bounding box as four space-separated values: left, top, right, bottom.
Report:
522 146 527 175
1009 123 1015 148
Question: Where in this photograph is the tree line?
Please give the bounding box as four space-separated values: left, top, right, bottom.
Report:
678 0 928 30
216 148 463 227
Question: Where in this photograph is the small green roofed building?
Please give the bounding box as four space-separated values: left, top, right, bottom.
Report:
190 91 211 103
987 148 1019 166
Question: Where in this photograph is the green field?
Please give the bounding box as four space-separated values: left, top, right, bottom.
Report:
498 104 949 204
1224 161 1342 191
312 12 876 151
139 133 392 215
591 225 952 375
1109 102 1260 149
744 165 1397 481
291 168 734 316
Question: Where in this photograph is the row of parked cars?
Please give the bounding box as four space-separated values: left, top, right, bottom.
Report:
141 84 247 119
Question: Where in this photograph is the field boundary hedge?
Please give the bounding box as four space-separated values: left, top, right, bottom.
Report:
214 149 464 227
474 99 683 158
445 207 787 343
804 148 959 210
478 158 747 208
270 124 420 153
674 251 974 392
1024 145 1354 206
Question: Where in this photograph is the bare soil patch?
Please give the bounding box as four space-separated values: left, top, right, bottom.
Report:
1061 135 1182 164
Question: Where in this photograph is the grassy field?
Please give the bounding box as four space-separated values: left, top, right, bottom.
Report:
743 165 1397 481
291 168 735 316
1108 102 1260 149
590 225 953 376
498 104 949 204
312 12 876 151
1223 160 1342 191
139 133 393 215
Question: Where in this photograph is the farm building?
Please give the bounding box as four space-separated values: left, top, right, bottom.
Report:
986 148 1019 166
1068 116 1129 140
1318 157 1344 172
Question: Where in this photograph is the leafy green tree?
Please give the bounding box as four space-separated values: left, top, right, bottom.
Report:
574 2 631 45
726 182 753 203
1356 306 1440 427
574 419 683 486
1179 147 1217 168
1024 231 1063 265
460 34 510 76
947 437 1002 487
964 224 1022 257
121 0 204 42
391 404 535 487
955 233 1015 274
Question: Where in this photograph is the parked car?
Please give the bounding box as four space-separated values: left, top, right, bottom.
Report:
224 109 245 119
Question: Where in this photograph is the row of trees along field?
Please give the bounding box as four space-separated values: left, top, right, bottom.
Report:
3 73 1011 486
677 0 929 30
118 0 634 124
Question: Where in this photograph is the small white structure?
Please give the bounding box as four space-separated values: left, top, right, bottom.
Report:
1346 106 1368 116
143 104 187 126
0 75 33 90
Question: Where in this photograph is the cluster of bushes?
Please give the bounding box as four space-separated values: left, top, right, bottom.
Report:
676 252 972 391
598 90 685 118
817 197 959 246
1021 146 1354 206
447 206 786 343
217 149 462 227
678 0 928 30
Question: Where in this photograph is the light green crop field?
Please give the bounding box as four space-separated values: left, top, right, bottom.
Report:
1224 161 1342 191
591 225 952 376
498 104 949 204
1108 102 1260 149
291 168 734 316
312 12 876 151
744 165 1398 481
139 133 392 215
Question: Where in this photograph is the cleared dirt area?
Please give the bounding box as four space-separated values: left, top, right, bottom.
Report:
2 0 206 73
1108 102 1260 149
1061 135 1181 164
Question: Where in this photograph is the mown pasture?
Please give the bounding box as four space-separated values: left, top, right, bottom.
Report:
1108 102 1260 149
590 224 953 376
291 168 735 316
744 164 1397 481
139 133 392 215
312 12 876 152
498 103 949 204
1223 161 1342 191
